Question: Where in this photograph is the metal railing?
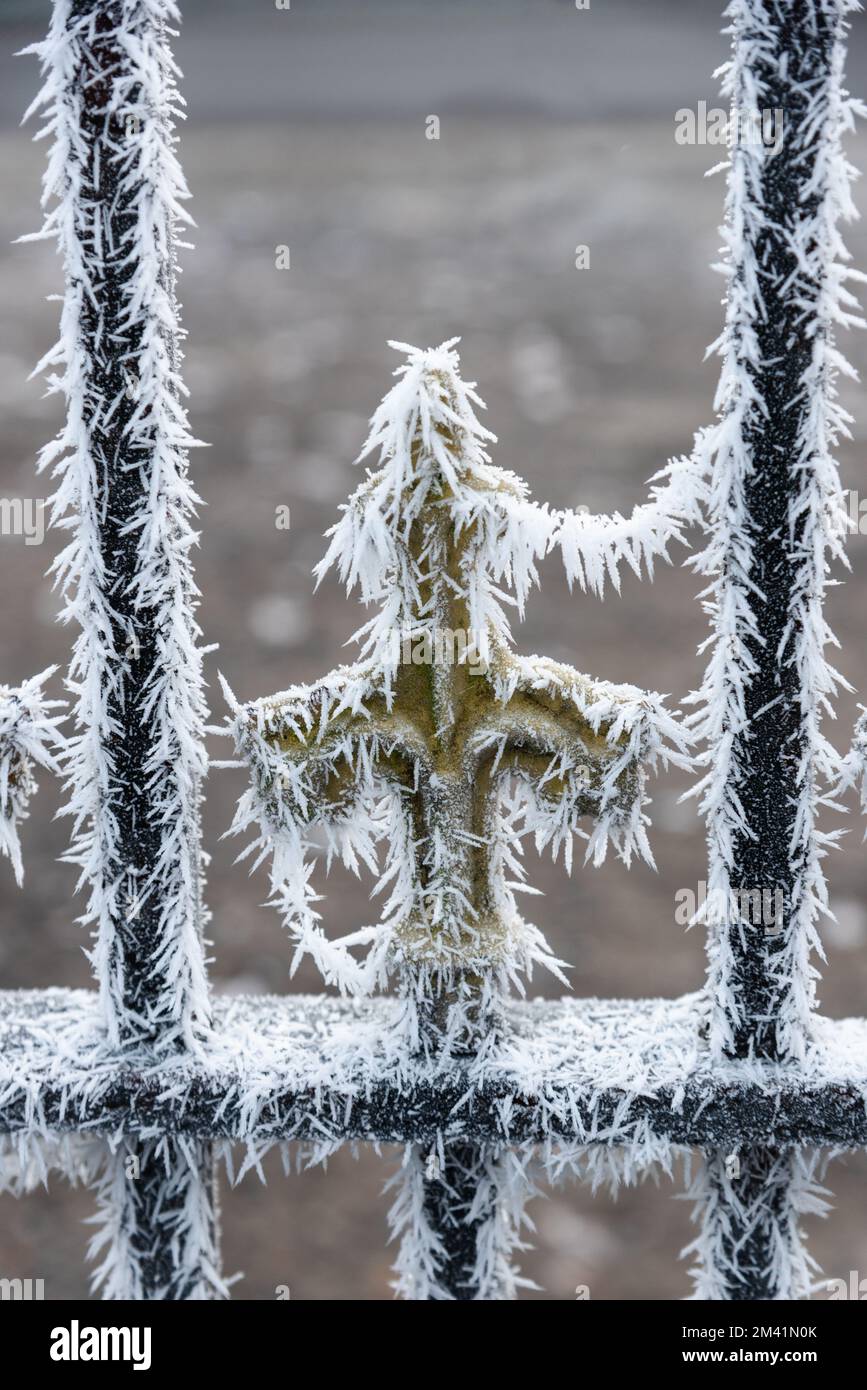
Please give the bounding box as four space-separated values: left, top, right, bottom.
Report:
1 0 865 1302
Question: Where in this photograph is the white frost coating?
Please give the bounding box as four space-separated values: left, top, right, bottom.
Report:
9 0 862 1308
837 703 867 822
0 1129 103 1196
227 342 691 1020
684 1149 830 1301
497 655 689 872
224 339 698 1294
21 0 211 1051
4 987 866 1298
5 989 867 1146
388 1128 685 1300
684 0 865 1063
318 338 702 618
88 1139 226 1301
0 668 63 885
387 1144 537 1302
553 447 704 599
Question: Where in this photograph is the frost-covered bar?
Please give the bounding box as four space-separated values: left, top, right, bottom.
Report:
2 990 866 1149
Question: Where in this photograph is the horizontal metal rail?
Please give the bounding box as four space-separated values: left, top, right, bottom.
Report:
2 989 865 1149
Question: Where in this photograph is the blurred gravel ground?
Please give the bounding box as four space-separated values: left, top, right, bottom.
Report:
2 2 867 1300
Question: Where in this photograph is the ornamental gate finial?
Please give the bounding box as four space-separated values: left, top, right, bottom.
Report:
228 341 687 1052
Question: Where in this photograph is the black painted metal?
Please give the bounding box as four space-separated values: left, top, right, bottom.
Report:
1 991 865 1148
8 0 861 1302
719 0 843 1300
68 0 215 1298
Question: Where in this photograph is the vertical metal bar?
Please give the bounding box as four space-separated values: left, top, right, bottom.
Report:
412 998 511 1300
39 0 220 1298
720 3 827 1299
696 0 855 1299
421 1144 499 1302
724 1 837 1065
70 0 211 1050
697 1148 807 1301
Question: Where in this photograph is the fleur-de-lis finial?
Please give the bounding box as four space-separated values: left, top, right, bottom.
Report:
227 341 687 1051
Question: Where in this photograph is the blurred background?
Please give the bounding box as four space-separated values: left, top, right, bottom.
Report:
2 0 867 1300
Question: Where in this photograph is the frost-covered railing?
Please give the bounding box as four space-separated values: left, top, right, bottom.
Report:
2 0 867 1302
